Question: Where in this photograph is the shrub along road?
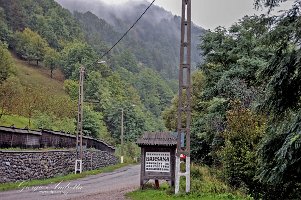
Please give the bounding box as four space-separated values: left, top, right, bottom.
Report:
0 165 140 200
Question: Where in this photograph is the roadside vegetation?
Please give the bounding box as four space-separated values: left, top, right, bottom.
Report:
127 164 252 200
114 141 141 163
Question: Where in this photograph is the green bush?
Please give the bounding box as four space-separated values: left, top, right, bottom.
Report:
218 101 265 197
114 142 140 164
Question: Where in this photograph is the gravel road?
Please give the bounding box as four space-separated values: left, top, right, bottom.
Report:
0 165 140 200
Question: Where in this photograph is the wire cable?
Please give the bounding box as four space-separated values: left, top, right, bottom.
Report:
99 0 156 60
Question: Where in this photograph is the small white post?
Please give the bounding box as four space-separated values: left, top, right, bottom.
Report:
75 159 82 174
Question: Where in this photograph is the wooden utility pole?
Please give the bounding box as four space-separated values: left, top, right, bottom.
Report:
75 66 85 173
175 0 191 194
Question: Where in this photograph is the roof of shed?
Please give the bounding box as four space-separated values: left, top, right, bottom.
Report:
136 132 177 146
42 129 115 150
42 129 76 138
0 126 42 135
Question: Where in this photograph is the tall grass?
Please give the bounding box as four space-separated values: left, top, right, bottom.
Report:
0 115 32 128
13 56 65 94
127 164 252 200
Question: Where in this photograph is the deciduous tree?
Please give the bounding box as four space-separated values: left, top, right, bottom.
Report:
0 42 15 83
44 47 60 78
14 28 48 65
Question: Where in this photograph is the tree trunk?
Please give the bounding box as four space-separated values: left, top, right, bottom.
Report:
0 103 5 119
28 111 31 128
50 69 53 78
36 60 39 66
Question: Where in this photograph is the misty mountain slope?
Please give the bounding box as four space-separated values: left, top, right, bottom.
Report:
55 0 205 79
0 0 176 141
74 11 121 50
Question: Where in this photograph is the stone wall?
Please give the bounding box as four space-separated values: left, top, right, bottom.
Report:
0 149 118 183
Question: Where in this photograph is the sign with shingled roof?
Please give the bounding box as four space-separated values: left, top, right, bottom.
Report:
137 132 177 189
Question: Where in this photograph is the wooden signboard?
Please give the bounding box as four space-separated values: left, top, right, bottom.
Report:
137 132 177 189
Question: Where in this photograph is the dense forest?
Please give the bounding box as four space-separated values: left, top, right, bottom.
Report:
56 0 204 80
162 0 301 198
0 0 180 145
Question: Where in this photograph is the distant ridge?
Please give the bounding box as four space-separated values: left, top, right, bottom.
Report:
55 0 205 79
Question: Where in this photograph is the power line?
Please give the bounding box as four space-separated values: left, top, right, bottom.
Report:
99 0 156 60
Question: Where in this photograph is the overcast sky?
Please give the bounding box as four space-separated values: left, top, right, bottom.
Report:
101 0 295 29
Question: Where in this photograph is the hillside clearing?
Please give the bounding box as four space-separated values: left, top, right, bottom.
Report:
12 53 66 95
